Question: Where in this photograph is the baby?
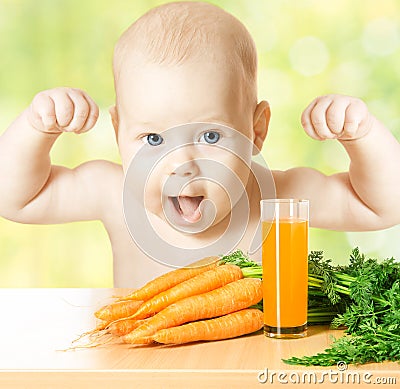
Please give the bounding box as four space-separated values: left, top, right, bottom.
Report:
0 2 400 287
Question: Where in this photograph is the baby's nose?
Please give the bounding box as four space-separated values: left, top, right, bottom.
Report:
170 159 200 177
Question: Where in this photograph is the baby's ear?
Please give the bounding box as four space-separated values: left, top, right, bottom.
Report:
252 100 270 155
109 105 119 139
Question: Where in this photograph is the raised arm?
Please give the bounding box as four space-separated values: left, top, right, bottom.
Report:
275 94 400 231
0 87 111 224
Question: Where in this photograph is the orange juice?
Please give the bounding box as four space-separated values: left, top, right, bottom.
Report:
262 218 308 337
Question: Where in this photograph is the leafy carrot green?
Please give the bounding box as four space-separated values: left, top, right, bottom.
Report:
221 248 400 366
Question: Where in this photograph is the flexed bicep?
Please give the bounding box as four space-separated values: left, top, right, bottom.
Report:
273 167 383 231
6 160 122 225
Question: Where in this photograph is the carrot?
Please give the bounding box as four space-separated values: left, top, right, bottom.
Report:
94 300 143 321
119 257 219 301
94 320 110 331
130 264 243 320
123 278 262 344
71 320 110 344
107 318 144 336
152 309 263 344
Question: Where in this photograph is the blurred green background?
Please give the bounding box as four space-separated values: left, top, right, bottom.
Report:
0 0 399 287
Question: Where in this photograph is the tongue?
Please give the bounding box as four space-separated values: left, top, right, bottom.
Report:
177 196 203 223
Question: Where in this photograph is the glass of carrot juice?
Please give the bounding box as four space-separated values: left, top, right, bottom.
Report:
261 199 309 338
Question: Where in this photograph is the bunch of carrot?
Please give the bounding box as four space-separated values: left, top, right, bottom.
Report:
78 256 263 346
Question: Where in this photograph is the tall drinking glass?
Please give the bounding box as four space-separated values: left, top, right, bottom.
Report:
261 199 309 338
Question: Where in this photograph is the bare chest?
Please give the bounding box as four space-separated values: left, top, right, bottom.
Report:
104 205 261 288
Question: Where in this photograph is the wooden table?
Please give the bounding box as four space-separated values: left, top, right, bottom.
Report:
0 289 398 388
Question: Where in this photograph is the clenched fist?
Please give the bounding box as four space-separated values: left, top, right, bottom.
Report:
27 87 99 134
301 94 373 141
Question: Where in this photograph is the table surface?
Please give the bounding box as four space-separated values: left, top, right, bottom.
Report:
0 288 398 388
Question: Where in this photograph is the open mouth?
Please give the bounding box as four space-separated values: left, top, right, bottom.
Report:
170 196 204 223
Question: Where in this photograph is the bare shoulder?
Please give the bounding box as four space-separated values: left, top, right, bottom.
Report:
78 159 124 203
271 167 363 229
65 159 125 224
251 162 326 199
78 160 126 227
78 159 123 182
271 167 328 199
72 159 123 197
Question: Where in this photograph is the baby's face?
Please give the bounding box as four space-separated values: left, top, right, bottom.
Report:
115 60 256 232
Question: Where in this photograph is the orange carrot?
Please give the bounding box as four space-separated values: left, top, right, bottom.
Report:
123 278 262 344
119 257 219 301
152 309 263 344
130 264 243 320
71 320 110 344
72 318 146 348
107 318 145 336
94 300 143 321
95 320 110 331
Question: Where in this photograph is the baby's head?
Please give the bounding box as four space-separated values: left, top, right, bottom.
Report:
112 2 270 235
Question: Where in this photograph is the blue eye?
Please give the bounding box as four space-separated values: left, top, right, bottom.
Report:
201 131 220 144
146 133 163 146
